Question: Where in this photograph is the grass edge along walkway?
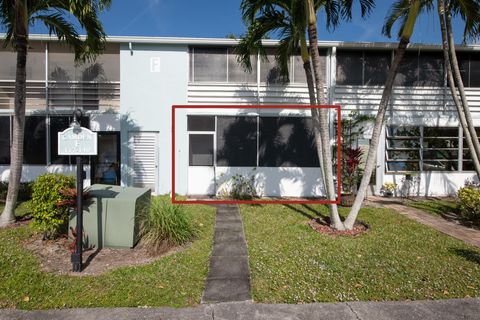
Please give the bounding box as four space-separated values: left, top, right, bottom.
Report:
366 196 480 248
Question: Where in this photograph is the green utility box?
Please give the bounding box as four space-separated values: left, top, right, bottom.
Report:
69 184 151 249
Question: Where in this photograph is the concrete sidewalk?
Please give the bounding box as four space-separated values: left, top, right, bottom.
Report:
1 298 479 320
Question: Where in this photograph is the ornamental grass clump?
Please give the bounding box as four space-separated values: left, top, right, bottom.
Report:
139 197 197 254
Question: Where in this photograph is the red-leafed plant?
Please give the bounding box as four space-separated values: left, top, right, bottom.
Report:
56 188 90 208
345 147 364 194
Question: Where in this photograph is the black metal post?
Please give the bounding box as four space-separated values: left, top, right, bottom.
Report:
72 155 83 272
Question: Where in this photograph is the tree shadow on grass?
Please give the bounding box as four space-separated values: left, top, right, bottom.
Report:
283 204 329 223
451 248 480 265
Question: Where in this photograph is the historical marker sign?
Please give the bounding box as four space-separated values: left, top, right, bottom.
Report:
58 126 98 156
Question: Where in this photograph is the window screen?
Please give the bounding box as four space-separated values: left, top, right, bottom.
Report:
24 116 47 164
386 126 421 171
0 42 45 81
190 47 228 82
259 117 319 167
260 49 286 84
187 116 215 131
456 53 470 87
364 51 391 85
227 48 257 83
0 117 10 164
422 127 458 171
216 116 257 166
292 55 308 84
470 54 480 87
189 134 214 166
50 116 71 164
336 50 363 85
394 52 418 86
419 53 444 87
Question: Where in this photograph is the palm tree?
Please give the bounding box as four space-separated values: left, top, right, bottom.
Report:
0 0 111 227
306 0 373 230
437 0 480 177
238 0 373 230
344 0 423 229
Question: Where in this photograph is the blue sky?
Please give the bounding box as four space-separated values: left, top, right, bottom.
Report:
30 0 470 45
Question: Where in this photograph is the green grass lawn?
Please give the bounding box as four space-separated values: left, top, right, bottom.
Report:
0 201 216 309
241 204 480 303
404 198 459 217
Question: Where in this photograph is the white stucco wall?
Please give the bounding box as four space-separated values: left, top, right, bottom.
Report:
120 43 189 195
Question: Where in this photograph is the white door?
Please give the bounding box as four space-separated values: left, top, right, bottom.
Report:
129 131 158 192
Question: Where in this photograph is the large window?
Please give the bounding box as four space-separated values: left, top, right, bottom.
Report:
0 117 10 165
336 50 391 86
24 116 47 165
259 117 319 167
217 116 257 167
189 47 257 83
394 51 444 87
458 52 480 88
188 115 320 168
386 126 459 172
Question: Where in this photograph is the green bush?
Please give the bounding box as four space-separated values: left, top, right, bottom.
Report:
457 186 480 225
139 197 197 254
0 181 33 201
219 173 257 200
29 173 75 238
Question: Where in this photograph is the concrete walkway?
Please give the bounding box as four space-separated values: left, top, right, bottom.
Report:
1 298 479 320
366 196 480 248
202 205 251 303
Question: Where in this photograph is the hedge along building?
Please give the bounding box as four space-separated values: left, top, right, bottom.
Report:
0 35 480 197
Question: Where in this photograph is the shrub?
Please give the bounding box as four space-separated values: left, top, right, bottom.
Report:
30 173 75 238
219 173 257 200
139 197 197 254
457 186 480 225
0 181 33 201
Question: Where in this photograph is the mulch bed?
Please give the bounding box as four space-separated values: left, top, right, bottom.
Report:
22 232 187 276
308 218 369 237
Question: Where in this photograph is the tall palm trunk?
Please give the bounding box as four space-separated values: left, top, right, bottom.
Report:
344 39 409 229
0 0 28 227
437 0 480 177
300 35 325 179
306 0 344 230
344 0 421 230
444 4 480 172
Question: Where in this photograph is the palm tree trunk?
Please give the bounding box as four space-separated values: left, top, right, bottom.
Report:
306 0 344 230
444 7 480 173
437 0 480 177
300 36 325 179
0 1 28 227
344 38 410 229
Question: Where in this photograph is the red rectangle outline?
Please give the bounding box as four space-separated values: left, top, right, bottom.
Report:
171 105 341 205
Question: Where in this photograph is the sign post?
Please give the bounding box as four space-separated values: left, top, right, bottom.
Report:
58 109 97 272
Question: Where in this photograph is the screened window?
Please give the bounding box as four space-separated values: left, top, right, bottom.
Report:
189 47 256 83
259 117 319 167
24 116 47 165
386 126 421 172
0 42 45 81
187 116 215 131
216 116 257 167
462 128 480 170
0 117 10 164
260 49 286 84
470 54 480 87
336 50 390 86
386 126 459 172
189 134 214 166
394 51 444 87
422 127 458 171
